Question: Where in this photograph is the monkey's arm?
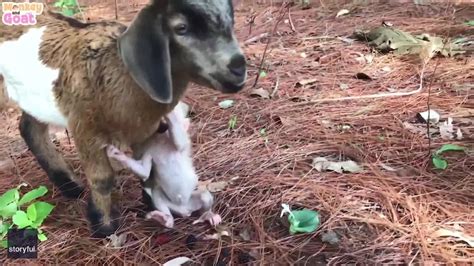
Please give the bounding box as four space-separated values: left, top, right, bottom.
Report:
106 145 152 180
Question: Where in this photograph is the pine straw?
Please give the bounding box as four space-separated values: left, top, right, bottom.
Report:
1 1 473 265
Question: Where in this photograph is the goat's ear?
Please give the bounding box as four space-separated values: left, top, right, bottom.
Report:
118 5 172 104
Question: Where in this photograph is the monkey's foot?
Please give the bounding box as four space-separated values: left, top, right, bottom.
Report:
193 211 222 227
146 210 174 228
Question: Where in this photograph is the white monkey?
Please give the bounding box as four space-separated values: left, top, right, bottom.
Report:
106 102 221 228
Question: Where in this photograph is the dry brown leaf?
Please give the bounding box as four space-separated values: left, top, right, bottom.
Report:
0 158 14 172
250 88 270 99
206 181 229 192
431 228 474 247
297 78 318 86
106 233 127 248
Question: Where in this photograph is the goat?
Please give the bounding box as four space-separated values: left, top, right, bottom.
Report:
0 0 246 238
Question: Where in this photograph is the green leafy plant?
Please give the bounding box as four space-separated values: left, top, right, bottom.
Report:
54 0 80 17
259 128 269 144
465 21 474 26
432 144 466 170
228 115 237 130
281 204 320 235
0 185 55 248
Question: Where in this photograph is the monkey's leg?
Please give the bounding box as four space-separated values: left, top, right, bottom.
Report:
72 124 119 238
19 112 84 198
189 189 222 226
148 193 174 228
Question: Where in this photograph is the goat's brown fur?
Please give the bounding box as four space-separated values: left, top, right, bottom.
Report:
3 11 188 237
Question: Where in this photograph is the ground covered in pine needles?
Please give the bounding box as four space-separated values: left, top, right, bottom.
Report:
0 1 473 265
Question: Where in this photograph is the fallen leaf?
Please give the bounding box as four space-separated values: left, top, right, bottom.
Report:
312 157 363 173
417 109 440 124
107 233 127 248
250 88 270 99
239 229 251 241
456 128 463 140
338 36 355 44
354 72 372 80
339 83 349 90
204 226 231 240
321 231 340 245
218 100 235 109
297 78 318 86
207 181 229 192
431 228 474 247
336 9 349 18
163 257 193 266
154 233 172 246
0 158 14 172
381 66 391 72
365 54 374 64
402 122 425 135
379 163 397 172
439 117 454 140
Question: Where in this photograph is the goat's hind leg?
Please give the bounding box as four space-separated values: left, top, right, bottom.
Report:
19 112 84 198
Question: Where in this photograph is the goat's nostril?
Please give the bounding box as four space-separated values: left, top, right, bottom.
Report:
227 54 246 77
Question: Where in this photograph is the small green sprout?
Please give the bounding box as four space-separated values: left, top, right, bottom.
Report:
228 115 237 130
432 144 466 170
280 204 320 235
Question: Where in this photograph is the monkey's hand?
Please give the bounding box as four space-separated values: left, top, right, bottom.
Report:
106 145 129 164
192 211 222 227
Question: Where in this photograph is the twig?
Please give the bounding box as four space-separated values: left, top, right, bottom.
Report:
288 6 296 32
270 75 280 98
75 0 86 23
244 33 270 45
114 0 119 20
285 68 427 106
252 2 290 89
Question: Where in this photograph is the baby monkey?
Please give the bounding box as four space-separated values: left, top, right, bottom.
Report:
107 102 221 228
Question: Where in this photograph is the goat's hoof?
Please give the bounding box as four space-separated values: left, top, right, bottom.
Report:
90 222 120 238
87 200 120 238
50 170 84 199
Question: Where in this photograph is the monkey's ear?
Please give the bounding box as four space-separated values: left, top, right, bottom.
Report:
118 4 172 104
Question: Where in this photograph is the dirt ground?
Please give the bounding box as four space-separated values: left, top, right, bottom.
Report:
0 0 473 265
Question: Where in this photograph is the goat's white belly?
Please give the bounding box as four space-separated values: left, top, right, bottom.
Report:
0 26 68 127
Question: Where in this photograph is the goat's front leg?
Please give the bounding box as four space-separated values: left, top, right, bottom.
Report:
72 125 119 238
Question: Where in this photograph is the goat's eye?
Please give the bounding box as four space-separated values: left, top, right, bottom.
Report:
174 24 188 35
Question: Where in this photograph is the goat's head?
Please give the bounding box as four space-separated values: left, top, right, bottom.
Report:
118 0 247 104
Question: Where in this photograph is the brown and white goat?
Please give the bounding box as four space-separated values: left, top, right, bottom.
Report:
0 0 246 238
